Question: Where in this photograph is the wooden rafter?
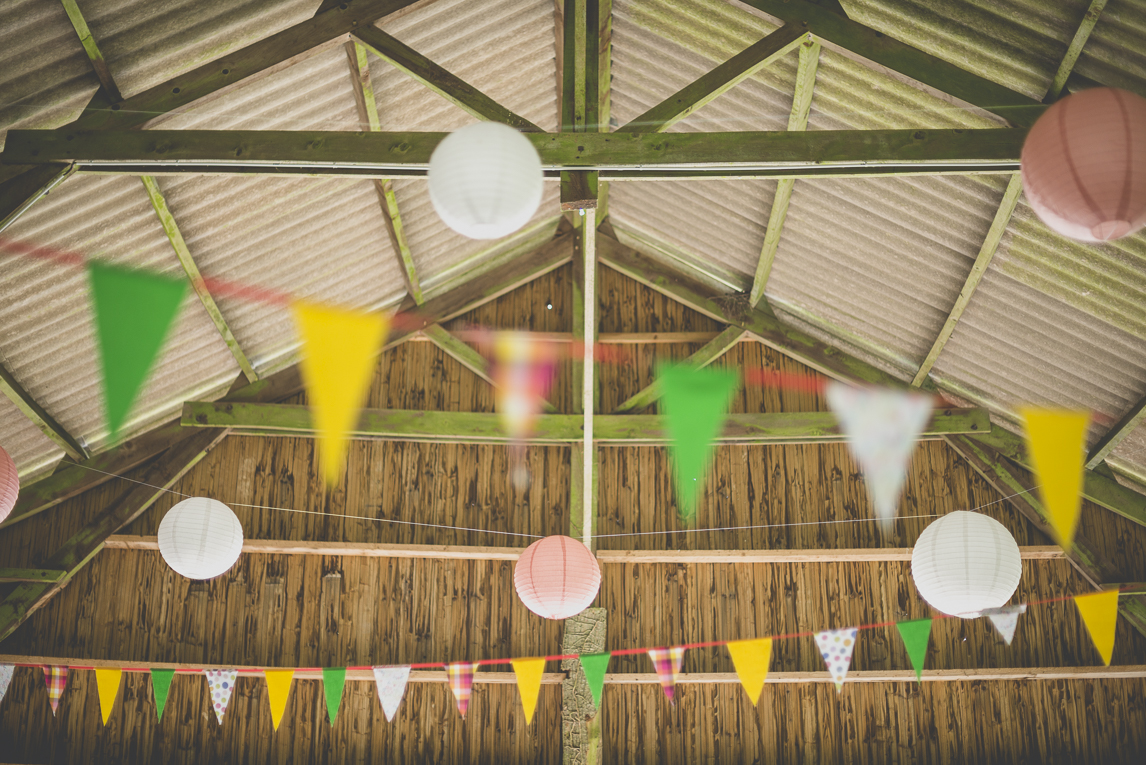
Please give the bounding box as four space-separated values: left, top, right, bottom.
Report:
748 38 821 306
0 163 73 234
910 172 1024 387
1048 0 1109 101
1087 399 1146 470
351 25 541 132
612 325 744 414
3 127 1027 179
560 0 600 210
344 41 424 304
58 0 121 103
180 402 989 444
0 361 88 461
140 176 258 382
617 24 808 133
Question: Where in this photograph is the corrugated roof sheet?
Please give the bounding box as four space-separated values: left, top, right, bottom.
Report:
0 0 98 151
1076 0 1146 95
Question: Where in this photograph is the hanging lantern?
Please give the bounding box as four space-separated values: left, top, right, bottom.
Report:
514 535 601 620
0 445 18 524
911 511 1022 618
1021 87 1146 242
157 497 244 580
427 122 544 240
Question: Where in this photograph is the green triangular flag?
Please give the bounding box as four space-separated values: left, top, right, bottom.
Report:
657 364 739 522
896 619 932 682
88 262 187 437
579 652 611 710
150 669 175 721
322 667 347 724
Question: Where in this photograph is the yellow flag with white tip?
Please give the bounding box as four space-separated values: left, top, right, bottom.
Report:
1074 590 1119 666
292 302 390 485
264 669 294 731
511 658 546 725
95 668 122 725
1021 407 1089 551
726 639 772 705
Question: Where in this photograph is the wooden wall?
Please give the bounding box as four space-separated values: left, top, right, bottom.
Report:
1 265 1145 763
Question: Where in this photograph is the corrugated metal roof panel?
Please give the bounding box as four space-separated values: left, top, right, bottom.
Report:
1075 0 1146 95
0 0 98 151
0 395 64 481
80 0 320 99
0 174 241 454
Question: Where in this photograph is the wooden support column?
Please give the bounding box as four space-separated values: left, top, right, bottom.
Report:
612 325 744 413
562 607 605 765
0 362 88 460
748 38 820 306
579 208 597 549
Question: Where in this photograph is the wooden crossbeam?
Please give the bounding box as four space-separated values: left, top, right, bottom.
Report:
2 128 1027 178
748 38 820 306
351 25 541 132
612 326 744 413
618 24 807 133
1048 0 1109 101
910 173 1023 387
0 361 88 461
0 568 67 584
181 402 989 443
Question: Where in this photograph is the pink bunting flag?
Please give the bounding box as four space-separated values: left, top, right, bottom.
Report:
647 647 685 704
42 665 68 716
982 604 1026 645
814 628 858 693
488 332 558 486
203 669 238 725
0 664 14 704
447 662 477 719
373 666 411 722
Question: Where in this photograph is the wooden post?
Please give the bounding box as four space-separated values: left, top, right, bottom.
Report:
581 208 597 549
562 607 606 765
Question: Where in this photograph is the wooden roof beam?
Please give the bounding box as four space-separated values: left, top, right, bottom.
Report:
748 39 821 306
1048 0 1109 102
0 361 88 461
611 326 744 414
59 0 121 103
1086 397 1146 470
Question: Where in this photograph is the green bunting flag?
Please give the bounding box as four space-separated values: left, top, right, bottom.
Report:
88 262 187 437
896 619 933 682
322 667 346 724
657 364 740 522
579 652 611 710
150 669 175 722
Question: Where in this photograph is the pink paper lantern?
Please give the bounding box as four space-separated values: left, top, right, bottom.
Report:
514 535 601 620
0 445 19 524
1021 87 1146 242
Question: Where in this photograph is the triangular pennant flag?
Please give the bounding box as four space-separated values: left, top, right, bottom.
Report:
511 658 546 725
895 619 932 682
1075 590 1120 666
88 262 188 437
263 670 294 732
373 666 411 722
95 669 122 725
446 662 477 718
657 365 740 522
982 604 1027 645
1022 407 1090 550
150 669 175 722
647 647 685 703
0 664 14 704
203 669 238 725
42 666 68 716
322 667 346 724
826 382 933 531
579 652 611 710
726 639 772 705
814 628 858 692
292 301 391 485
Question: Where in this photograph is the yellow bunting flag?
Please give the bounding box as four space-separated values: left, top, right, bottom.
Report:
1074 590 1119 666
1021 407 1089 550
95 669 122 725
292 302 391 485
511 658 546 725
726 639 772 705
264 670 295 731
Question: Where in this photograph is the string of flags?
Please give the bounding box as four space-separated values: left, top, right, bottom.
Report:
0 588 1124 727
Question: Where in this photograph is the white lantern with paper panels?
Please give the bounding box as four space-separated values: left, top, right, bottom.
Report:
427 122 544 240
910 511 1022 618
158 497 244 580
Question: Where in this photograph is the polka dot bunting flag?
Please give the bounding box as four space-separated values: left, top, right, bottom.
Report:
814 628 858 693
203 669 238 725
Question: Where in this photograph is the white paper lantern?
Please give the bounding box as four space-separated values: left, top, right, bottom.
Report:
157 497 244 580
428 122 544 240
911 511 1022 618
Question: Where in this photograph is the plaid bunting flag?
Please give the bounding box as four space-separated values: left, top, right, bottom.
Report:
447 662 478 718
647 647 685 703
42 666 68 716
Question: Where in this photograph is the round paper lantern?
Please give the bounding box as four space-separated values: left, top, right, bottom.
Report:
428 122 544 240
0 445 18 524
1021 87 1146 241
514 535 601 620
157 497 244 580
911 511 1022 618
